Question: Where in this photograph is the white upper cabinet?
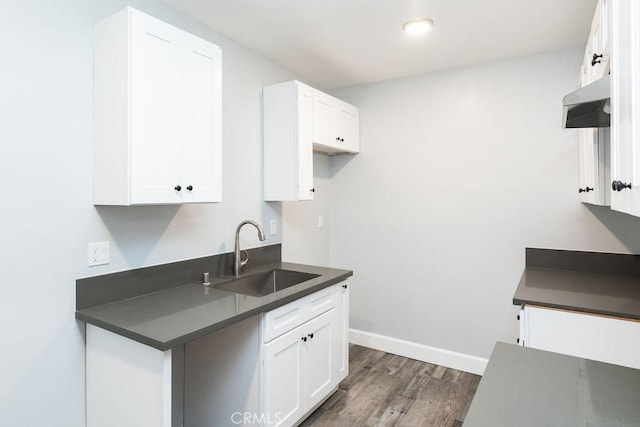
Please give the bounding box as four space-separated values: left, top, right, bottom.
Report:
312 90 360 154
578 128 610 205
575 0 610 207
93 7 222 205
610 0 640 216
584 0 609 84
263 81 359 201
263 81 315 201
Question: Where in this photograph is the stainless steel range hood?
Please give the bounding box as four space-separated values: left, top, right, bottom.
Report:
562 74 610 128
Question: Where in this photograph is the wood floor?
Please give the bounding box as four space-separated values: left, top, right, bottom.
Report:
300 344 481 427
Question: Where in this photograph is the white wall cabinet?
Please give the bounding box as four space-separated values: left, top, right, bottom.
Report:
583 0 609 85
94 7 222 205
263 80 359 201
263 81 315 201
576 0 611 206
312 90 360 154
610 0 640 216
519 305 640 370
578 128 610 205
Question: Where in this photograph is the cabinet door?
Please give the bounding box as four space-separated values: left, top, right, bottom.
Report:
130 11 182 204
305 309 336 410
335 283 349 383
579 128 609 205
180 34 222 203
263 326 306 427
296 83 315 200
611 0 640 216
337 101 360 153
312 90 339 150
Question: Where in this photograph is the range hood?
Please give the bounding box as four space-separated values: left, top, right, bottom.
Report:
562 74 610 128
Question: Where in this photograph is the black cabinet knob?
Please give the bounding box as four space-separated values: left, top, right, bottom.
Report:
517 315 520 321
174 185 182 192
301 336 307 342
310 188 315 193
308 333 314 339
591 53 603 66
186 185 193 191
612 180 632 191
578 187 594 193
516 338 520 344
342 284 348 289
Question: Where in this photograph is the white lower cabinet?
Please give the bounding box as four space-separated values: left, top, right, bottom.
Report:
263 309 336 427
183 281 350 427
262 282 349 427
519 305 640 370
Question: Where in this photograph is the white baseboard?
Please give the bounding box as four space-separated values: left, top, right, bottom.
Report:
349 328 488 375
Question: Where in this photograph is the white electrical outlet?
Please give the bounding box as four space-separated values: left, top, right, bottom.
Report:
88 242 110 266
318 215 324 228
270 219 277 236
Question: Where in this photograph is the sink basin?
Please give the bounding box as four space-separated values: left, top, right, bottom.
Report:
215 269 320 297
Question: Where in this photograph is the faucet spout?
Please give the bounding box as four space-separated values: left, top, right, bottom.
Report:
233 220 266 277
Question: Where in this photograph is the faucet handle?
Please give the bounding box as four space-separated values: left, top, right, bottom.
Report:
240 249 249 269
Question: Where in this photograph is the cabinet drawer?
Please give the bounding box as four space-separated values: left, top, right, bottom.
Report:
306 286 337 320
523 305 640 370
263 286 338 343
263 298 307 343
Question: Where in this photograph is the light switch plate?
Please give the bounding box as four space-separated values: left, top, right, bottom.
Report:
318 215 324 228
270 219 277 236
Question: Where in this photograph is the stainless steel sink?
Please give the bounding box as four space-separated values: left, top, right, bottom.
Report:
215 269 320 297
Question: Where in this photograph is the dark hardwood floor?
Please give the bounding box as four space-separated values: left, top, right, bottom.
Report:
300 344 481 427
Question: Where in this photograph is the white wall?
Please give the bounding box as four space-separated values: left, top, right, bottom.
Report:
330 48 640 362
282 153 332 266
0 1 303 425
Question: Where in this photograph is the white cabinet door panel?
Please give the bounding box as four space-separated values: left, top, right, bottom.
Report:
305 309 336 410
180 35 222 203
264 326 306 427
130 11 182 204
523 306 640 370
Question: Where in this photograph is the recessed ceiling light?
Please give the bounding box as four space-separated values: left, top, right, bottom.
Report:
402 18 434 35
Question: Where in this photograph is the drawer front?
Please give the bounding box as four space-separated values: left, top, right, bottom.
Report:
306 286 337 320
264 298 306 343
524 305 640 370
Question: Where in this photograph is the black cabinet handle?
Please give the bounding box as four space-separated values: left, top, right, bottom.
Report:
308 333 314 339
516 338 520 344
578 187 594 193
342 284 348 289
310 188 315 193
612 180 632 191
174 185 182 192
591 53 603 66
301 336 307 342
517 315 520 321
186 185 193 191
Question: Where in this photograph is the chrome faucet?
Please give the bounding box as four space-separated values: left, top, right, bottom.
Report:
233 220 266 277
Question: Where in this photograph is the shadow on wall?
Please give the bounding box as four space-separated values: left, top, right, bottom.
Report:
95 205 180 267
586 205 640 253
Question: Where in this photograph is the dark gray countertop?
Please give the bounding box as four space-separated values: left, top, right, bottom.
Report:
513 248 640 320
513 267 640 319
464 342 640 426
76 261 352 351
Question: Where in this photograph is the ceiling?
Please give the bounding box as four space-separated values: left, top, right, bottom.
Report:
158 0 597 89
